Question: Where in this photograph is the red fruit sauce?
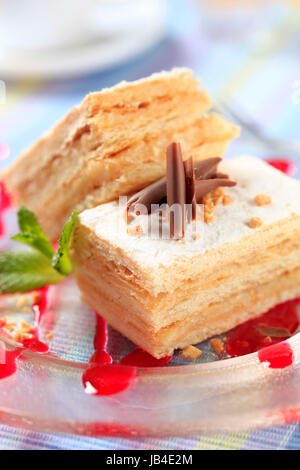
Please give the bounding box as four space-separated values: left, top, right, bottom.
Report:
0 344 21 380
0 180 12 237
258 342 294 369
265 158 297 177
83 312 172 396
21 286 50 354
226 299 299 358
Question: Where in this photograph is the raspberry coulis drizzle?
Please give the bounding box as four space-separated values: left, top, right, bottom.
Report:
21 286 50 354
0 181 12 237
226 299 299 368
82 311 172 396
0 287 50 379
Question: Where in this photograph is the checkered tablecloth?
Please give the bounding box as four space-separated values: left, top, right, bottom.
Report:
0 0 300 450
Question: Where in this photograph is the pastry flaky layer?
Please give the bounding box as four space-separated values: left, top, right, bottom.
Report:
73 156 300 358
2 68 239 241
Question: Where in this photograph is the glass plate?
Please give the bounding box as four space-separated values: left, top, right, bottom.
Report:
1 210 300 438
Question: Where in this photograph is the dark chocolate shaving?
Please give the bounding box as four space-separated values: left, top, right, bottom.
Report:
196 178 236 201
194 157 222 180
127 177 166 213
166 142 186 238
126 143 237 236
183 156 196 222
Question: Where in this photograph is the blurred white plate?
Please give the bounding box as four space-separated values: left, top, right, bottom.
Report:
0 22 165 80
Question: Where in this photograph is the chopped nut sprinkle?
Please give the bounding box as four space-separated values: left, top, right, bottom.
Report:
254 193 272 206
126 225 143 236
209 338 224 355
16 295 28 307
247 217 263 228
178 345 202 361
222 195 234 206
123 209 135 224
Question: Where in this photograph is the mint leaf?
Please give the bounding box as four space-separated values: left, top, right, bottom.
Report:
11 206 54 259
52 211 78 275
0 251 64 294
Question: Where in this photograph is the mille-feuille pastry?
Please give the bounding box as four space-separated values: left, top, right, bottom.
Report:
73 145 300 358
2 68 239 241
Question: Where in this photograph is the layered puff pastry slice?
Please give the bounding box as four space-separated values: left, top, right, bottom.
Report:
2 68 239 241
73 156 300 358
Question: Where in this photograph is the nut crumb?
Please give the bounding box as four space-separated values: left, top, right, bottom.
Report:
247 217 263 228
222 195 234 206
210 338 224 355
126 225 143 236
45 333 54 339
254 193 272 206
178 345 202 361
13 331 30 343
123 208 135 224
192 233 201 240
17 295 28 307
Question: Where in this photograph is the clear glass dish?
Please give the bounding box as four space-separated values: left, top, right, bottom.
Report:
0 274 300 437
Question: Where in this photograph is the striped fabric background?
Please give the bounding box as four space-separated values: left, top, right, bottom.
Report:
0 0 300 449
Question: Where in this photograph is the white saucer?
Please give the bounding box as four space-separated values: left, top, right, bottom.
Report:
0 23 165 80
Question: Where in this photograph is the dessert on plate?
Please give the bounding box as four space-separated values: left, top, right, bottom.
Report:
2 68 238 241
73 147 300 358
2 68 300 362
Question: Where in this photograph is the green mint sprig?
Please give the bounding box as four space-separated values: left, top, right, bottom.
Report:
0 206 78 294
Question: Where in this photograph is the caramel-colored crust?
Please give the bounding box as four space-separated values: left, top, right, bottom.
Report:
2 69 239 241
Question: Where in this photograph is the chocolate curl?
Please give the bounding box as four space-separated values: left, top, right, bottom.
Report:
127 177 166 213
183 156 196 222
194 157 222 180
196 178 236 201
166 142 186 238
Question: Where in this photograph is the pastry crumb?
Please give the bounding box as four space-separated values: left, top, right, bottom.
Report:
192 232 201 240
176 238 186 244
254 193 272 206
247 217 263 228
123 208 135 224
211 187 224 205
222 195 234 206
126 225 143 236
178 345 202 361
16 295 28 307
13 331 30 343
23 306 30 313
209 338 224 355
45 332 54 339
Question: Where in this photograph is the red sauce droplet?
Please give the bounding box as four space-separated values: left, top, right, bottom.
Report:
21 337 49 354
0 180 12 237
226 299 299 357
258 341 294 369
20 286 50 354
83 364 136 396
266 158 297 177
119 348 172 367
89 350 112 365
0 343 21 380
